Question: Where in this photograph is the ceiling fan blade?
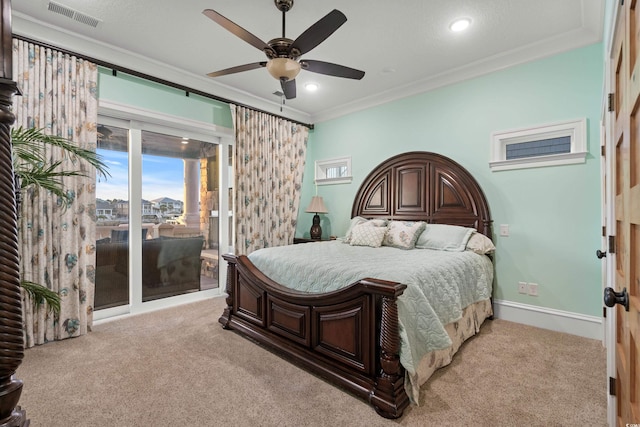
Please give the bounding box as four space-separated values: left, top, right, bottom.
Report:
301 60 365 80
290 9 347 56
281 78 296 100
203 9 275 55
207 62 267 78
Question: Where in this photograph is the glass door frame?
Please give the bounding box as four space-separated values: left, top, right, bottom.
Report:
95 101 234 321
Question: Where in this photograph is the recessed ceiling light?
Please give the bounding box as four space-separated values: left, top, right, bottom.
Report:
181 137 189 145
449 18 471 32
305 82 319 92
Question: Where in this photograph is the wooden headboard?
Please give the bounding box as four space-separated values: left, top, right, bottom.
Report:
351 151 493 238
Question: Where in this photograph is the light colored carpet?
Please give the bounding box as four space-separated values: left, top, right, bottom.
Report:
15 297 607 426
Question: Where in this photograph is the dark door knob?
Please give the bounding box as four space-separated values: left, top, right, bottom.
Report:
604 287 629 311
596 249 607 259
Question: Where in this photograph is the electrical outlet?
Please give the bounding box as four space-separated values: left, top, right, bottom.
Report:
500 224 509 237
528 283 538 296
518 281 528 294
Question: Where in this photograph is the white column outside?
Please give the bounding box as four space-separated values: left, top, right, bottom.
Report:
181 158 200 227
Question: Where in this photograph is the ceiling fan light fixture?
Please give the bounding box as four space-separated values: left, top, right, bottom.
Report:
266 58 301 81
449 18 471 32
203 5 364 99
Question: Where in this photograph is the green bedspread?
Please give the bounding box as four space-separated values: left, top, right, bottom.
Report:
248 240 493 380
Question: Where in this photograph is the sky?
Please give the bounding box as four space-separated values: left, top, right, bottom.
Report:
96 148 186 201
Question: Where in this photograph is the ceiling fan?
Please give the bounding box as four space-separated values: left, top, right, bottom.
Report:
202 0 365 100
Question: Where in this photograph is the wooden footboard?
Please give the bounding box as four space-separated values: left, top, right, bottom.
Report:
219 253 410 419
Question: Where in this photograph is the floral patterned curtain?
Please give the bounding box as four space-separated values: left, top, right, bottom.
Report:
12 39 99 347
231 105 308 255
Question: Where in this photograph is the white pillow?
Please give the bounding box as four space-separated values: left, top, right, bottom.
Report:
466 232 496 254
382 221 426 250
349 223 387 248
344 217 388 243
415 224 475 251
344 216 367 240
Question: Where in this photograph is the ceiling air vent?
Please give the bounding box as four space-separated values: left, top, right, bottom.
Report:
47 1 101 28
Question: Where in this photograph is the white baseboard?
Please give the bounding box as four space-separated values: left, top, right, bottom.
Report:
492 299 603 341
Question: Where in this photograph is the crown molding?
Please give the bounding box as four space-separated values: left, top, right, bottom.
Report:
310 0 604 123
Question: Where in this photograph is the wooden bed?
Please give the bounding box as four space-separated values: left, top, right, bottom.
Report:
219 151 493 418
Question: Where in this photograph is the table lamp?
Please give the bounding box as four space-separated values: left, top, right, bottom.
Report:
305 196 328 239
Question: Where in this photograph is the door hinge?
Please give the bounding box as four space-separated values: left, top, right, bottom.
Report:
601 145 606 156
608 93 615 112
609 235 616 254
609 377 616 396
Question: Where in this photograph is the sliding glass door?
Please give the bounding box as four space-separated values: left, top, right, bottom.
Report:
94 115 227 317
95 124 130 309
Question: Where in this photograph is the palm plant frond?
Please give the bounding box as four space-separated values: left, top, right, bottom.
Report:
11 126 111 207
11 126 110 180
20 280 61 314
16 161 87 206
12 126 111 315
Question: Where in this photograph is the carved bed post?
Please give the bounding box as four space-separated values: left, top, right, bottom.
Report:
370 293 410 419
0 1 29 426
219 254 236 328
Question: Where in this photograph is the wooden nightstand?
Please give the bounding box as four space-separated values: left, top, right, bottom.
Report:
293 237 335 244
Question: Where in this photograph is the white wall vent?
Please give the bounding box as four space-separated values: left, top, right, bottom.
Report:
48 2 101 28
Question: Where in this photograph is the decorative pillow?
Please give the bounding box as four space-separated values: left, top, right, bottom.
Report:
344 217 388 243
343 216 368 242
349 223 387 248
466 232 496 254
382 221 426 249
415 224 475 251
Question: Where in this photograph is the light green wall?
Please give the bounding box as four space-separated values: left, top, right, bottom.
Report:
97 67 233 128
297 43 604 317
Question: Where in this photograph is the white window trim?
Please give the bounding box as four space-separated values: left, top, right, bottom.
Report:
315 156 352 185
489 118 588 171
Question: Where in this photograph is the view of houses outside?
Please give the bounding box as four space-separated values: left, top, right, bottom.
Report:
96 197 184 223
96 148 187 225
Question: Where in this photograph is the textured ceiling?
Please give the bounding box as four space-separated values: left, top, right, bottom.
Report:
12 0 604 124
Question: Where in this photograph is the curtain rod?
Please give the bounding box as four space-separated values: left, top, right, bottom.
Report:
13 34 314 130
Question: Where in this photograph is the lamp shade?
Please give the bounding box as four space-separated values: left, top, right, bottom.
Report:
305 196 328 214
266 58 301 81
